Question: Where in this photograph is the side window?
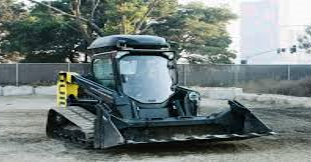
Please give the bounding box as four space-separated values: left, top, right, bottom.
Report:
93 58 115 89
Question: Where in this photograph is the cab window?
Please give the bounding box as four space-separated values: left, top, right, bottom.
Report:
92 58 115 89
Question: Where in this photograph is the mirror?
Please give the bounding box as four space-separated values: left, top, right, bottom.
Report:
167 61 176 69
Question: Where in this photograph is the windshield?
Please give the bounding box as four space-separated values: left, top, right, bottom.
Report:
119 55 174 103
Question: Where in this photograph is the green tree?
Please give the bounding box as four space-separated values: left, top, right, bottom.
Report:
3 15 84 62
147 2 237 64
298 26 311 54
2 0 236 64
2 0 178 63
2 0 89 63
99 0 178 35
0 0 27 63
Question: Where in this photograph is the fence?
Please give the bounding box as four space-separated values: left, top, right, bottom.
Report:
1 63 311 86
0 63 90 85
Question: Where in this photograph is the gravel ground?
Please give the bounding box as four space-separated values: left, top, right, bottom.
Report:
0 95 311 162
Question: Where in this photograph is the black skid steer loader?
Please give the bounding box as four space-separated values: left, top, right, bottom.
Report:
46 35 274 149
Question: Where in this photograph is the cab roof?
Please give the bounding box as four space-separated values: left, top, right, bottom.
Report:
88 35 169 50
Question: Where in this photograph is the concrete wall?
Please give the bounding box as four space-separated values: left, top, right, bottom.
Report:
191 87 243 100
0 85 241 98
0 86 56 96
0 86 242 98
2 85 310 109
236 93 311 108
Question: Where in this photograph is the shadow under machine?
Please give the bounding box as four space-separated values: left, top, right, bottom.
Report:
46 35 274 149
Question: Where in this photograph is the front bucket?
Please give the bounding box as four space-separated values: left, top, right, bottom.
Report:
120 100 274 144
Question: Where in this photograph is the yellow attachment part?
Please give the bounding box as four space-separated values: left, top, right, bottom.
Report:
57 72 79 107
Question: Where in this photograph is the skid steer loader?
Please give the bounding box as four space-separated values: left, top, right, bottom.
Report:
46 35 274 149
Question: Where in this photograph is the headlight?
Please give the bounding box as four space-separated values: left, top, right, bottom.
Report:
188 92 200 101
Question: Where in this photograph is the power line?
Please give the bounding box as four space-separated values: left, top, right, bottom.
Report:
245 49 278 60
241 45 299 64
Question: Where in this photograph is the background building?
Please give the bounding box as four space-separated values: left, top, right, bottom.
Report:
240 0 311 64
240 0 279 64
181 0 311 64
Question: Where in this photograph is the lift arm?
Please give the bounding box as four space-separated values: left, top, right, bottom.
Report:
57 72 115 107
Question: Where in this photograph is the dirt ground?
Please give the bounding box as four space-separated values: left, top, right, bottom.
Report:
0 96 311 162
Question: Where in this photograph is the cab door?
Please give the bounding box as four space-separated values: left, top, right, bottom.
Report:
92 54 116 90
